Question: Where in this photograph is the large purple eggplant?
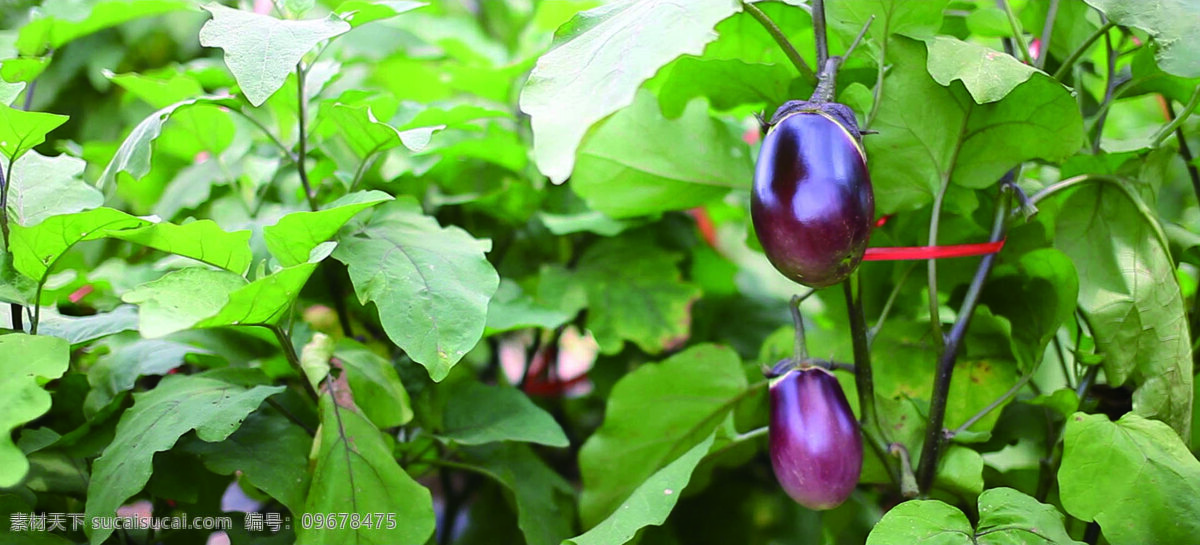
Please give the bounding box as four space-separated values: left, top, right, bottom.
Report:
752 101 874 288
769 365 862 510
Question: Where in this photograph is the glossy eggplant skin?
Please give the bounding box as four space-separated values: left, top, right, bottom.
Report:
769 366 862 510
752 109 874 288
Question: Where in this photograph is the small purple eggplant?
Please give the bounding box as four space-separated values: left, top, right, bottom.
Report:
769 365 862 510
752 101 875 288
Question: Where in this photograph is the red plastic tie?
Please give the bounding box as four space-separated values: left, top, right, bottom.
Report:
862 239 1006 261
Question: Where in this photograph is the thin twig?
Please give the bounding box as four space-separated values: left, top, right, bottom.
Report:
868 262 916 346
295 62 318 211
743 2 818 85
1092 17 1117 153
949 371 1035 437
269 325 320 401
1151 86 1200 147
812 0 830 68
790 292 813 361
999 0 1033 64
1035 0 1060 69
843 15 875 62
1053 21 1116 81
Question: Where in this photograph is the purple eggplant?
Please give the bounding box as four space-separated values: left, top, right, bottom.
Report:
769 365 862 510
752 102 874 288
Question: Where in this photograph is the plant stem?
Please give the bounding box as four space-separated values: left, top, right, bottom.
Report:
1151 86 1200 147
949 370 1035 437
843 274 877 431
1035 0 1060 69
889 443 919 498
790 293 810 361
269 325 320 401
812 0 830 68
843 15 874 62
1092 19 1117 153
743 2 818 85
295 63 319 212
1053 21 1116 81
1168 100 1200 355
0 161 18 332
926 179 950 352
999 0 1034 64
868 262 915 346
916 182 1013 493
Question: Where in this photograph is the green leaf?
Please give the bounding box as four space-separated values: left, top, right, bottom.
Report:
9 208 149 282
264 190 393 267
84 369 284 545
15 0 190 55
196 260 324 329
572 235 700 355
925 36 1038 103
0 104 68 162
333 338 413 428
866 37 1083 212
0 81 26 106
1059 413 1200 545
579 344 747 526
0 57 50 84
108 69 207 109
653 57 792 119
320 103 443 158
573 91 748 219
932 446 983 499
122 268 245 338
37 305 139 346
199 4 351 106
182 409 312 515
106 219 254 274
300 374 434 545
866 487 1084 545
827 0 950 44
440 381 568 447
1083 0 1200 77
84 339 211 414
97 95 235 189
0 334 69 488
333 197 499 381
980 248 1078 372
335 0 426 29
519 0 744 183
457 444 576 545
485 279 574 335
1055 183 1193 438
567 434 716 545
2 151 101 227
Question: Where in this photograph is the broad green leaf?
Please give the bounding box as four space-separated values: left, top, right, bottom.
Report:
2 151 101 227
84 369 283 545
1059 413 1200 545
1083 0 1200 78
654 57 792 119
321 103 442 158
980 248 1078 372
122 268 245 338
333 197 499 381
0 334 69 488
336 0 426 28
827 0 949 44
485 279 574 334
199 4 351 106
300 374 434 545
38 305 139 346
108 70 207 109
333 338 413 428
264 190 393 267
932 446 983 499
537 210 634 237
460 443 575 545
867 38 1083 212
568 434 715 545
16 0 190 55
182 409 312 515
573 91 749 219
106 220 254 274
519 0 743 183
9 208 149 282
197 261 324 328
97 95 235 189
925 36 1038 103
440 381 568 447
0 57 50 84
302 333 335 392
866 487 1083 545
1124 47 1200 106
579 344 747 526
572 235 700 355
0 104 68 162
1055 183 1192 437
84 339 210 414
